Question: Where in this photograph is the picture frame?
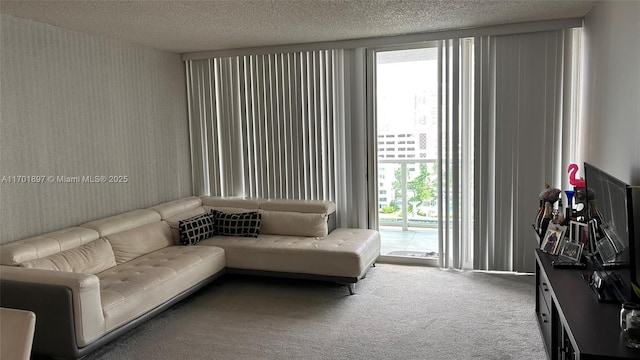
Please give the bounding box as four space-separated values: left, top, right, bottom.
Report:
596 237 617 263
570 220 589 246
558 241 584 263
541 224 566 255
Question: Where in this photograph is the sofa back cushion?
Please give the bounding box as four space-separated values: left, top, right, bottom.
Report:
104 222 172 264
19 238 116 274
259 210 328 237
201 196 261 214
196 196 337 237
164 207 207 244
259 199 336 214
147 196 203 219
81 209 161 237
0 227 100 266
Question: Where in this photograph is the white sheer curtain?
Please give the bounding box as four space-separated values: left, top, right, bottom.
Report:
185 49 370 229
473 29 577 272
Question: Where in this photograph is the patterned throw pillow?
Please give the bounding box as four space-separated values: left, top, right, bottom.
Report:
178 212 215 245
211 210 261 238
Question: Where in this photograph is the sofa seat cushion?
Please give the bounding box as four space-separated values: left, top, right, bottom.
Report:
97 245 225 332
198 228 380 279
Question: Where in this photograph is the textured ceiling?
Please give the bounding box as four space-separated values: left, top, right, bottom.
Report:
0 0 596 54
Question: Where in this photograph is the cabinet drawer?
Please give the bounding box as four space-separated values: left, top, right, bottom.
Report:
538 269 552 310
537 286 552 352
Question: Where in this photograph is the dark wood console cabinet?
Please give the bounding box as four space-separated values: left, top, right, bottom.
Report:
535 249 640 359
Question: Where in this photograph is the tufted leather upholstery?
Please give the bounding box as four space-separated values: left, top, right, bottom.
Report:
0 227 100 266
18 238 116 274
147 196 202 219
81 209 161 237
98 246 225 332
199 228 380 278
0 265 106 346
104 222 173 264
0 196 378 359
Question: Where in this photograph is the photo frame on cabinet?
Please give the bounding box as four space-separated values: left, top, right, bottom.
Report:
596 236 618 263
558 241 584 263
570 220 589 246
541 224 566 255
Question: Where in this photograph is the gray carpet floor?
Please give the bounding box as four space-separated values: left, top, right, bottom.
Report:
76 264 545 360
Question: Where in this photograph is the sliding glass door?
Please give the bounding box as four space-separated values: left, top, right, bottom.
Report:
375 47 441 259
374 40 475 268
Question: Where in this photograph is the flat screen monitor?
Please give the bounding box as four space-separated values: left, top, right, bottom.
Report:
584 162 639 302
584 162 632 266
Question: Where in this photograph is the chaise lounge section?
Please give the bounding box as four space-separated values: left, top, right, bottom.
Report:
159 196 380 293
0 196 380 359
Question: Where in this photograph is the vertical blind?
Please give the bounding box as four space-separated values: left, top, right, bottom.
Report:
185 27 579 272
437 38 475 270
185 50 343 202
473 29 577 272
434 29 577 272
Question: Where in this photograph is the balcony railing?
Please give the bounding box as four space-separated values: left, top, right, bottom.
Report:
378 159 438 231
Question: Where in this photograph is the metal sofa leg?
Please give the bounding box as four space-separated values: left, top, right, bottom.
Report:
347 283 355 295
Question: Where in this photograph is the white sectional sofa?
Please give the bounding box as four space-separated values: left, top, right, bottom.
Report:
0 196 380 359
198 196 379 289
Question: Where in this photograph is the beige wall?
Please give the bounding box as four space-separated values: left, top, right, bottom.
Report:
0 15 192 244
581 1 640 184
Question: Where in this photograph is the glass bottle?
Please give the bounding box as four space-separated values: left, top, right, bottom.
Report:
539 202 552 238
621 302 640 348
535 200 544 234
553 199 565 224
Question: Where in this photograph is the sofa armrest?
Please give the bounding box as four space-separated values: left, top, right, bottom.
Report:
0 266 106 356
